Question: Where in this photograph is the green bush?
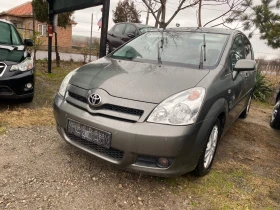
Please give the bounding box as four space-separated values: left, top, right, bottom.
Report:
253 71 273 103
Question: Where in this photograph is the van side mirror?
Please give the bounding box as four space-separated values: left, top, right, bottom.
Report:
127 33 135 38
24 39 34 47
234 59 256 71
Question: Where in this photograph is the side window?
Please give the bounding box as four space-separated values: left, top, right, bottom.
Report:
113 24 126 34
229 35 245 71
124 24 137 36
243 36 253 60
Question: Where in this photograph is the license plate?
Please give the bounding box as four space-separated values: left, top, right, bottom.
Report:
67 119 112 149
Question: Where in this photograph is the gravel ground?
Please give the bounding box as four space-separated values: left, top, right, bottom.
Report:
0 105 279 210
0 127 193 210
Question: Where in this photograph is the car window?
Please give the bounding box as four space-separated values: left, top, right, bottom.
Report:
243 35 253 60
113 24 126 34
229 35 245 71
139 27 154 34
0 22 22 45
124 24 137 36
111 31 229 68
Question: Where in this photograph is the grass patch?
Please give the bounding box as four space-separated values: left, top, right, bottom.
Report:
0 108 55 128
0 126 6 135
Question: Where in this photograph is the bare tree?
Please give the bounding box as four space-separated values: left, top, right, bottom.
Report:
199 0 249 28
141 0 200 28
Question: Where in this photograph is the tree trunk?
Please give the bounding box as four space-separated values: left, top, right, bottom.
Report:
160 0 166 28
55 32 60 67
198 0 202 27
155 6 162 28
146 0 151 25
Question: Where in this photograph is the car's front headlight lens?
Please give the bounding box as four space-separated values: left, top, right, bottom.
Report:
147 87 205 125
58 70 77 97
10 57 33 71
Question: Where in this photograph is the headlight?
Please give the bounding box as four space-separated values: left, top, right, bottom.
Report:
58 70 77 97
10 57 33 71
147 87 205 125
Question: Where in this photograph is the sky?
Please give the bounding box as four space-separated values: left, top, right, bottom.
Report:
1 0 279 59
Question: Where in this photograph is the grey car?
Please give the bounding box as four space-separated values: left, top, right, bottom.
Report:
53 28 256 177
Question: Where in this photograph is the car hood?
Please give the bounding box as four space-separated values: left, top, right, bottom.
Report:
70 58 210 103
0 45 25 63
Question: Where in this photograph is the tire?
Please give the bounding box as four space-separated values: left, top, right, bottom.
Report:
194 119 221 176
21 96 33 103
239 95 252 119
270 100 280 129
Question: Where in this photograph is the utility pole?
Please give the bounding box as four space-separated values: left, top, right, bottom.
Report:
89 13 93 62
99 0 110 58
145 0 151 25
198 0 202 27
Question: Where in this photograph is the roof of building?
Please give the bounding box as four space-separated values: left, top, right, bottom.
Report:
0 1 33 17
0 1 76 24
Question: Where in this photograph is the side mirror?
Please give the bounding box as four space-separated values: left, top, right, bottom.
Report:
127 33 135 38
234 59 256 71
24 39 34 47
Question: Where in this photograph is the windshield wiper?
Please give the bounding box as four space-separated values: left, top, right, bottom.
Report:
199 34 206 69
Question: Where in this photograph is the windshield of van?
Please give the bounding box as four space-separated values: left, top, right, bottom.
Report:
0 22 23 46
111 31 229 68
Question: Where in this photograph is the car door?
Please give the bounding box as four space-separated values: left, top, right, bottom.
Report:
243 35 256 99
122 24 138 43
109 23 127 50
224 35 246 128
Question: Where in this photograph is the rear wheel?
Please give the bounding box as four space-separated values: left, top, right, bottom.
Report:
194 119 221 176
270 100 280 129
239 95 252 119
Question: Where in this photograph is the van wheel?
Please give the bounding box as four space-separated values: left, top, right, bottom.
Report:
239 95 252 119
270 100 280 129
194 119 221 176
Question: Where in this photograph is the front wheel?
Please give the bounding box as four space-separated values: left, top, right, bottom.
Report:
194 119 221 176
270 100 280 129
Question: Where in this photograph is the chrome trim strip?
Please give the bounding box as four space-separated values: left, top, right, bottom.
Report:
0 62 7 77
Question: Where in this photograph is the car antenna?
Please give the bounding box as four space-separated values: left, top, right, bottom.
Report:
199 34 206 69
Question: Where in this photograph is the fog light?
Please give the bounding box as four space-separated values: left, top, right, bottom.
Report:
26 83 33 89
157 158 169 168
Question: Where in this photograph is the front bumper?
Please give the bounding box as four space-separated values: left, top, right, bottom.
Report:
0 69 34 99
53 94 214 177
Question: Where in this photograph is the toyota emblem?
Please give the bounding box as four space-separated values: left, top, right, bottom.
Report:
88 93 101 106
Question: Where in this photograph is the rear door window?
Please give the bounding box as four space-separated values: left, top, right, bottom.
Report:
113 24 126 35
124 24 137 36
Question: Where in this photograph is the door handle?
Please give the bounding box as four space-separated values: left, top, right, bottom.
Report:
245 72 249 80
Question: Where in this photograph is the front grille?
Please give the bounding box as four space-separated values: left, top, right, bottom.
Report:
0 87 13 95
102 104 144 116
68 91 88 103
0 62 7 76
65 131 124 160
68 91 144 116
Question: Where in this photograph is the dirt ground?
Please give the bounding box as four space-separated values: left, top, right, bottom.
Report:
0 62 279 209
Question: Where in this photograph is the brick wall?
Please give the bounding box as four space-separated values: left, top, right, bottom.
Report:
0 15 73 48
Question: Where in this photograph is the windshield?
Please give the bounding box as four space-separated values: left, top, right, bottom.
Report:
111 31 229 68
0 22 23 46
